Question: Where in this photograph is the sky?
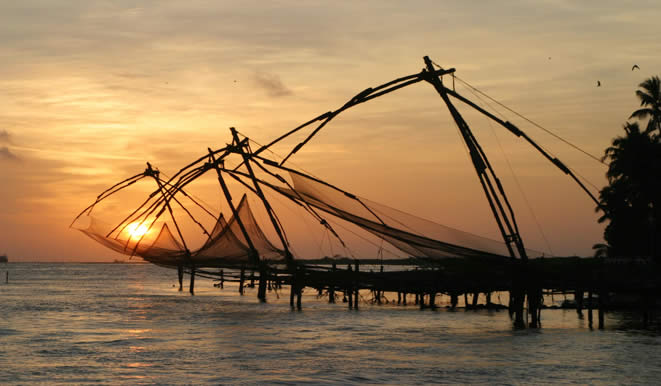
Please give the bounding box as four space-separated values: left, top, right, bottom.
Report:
1 0 660 262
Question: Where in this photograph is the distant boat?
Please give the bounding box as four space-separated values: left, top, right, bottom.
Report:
0 254 7 263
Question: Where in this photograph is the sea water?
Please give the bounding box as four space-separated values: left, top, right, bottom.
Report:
1 263 660 384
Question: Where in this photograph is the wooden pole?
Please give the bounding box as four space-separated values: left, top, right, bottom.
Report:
429 292 437 310
220 269 224 289
528 287 541 328
177 264 183 292
239 267 245 295
598 289 605 330
230 128 294 265
296 286 302 310
289 274 296 308
347 265 353 309
575 289 584 315
257 264 267 302
329 263 336 304
208 150 260 266
511 263 526 328
295 266 303 310
354 261 360 310
377 265 384 305
587 291 593 328
189 266 195 295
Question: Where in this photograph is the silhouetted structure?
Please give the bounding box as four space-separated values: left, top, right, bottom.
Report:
72 57 658 328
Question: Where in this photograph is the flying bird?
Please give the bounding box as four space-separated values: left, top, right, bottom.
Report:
597 80 601 87
632 64 640 71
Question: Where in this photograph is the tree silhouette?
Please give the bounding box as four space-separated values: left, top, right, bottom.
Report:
598 81 661 261
629 75 661 136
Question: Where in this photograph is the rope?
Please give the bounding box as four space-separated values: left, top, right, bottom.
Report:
324 216 405 259
429 60 605 166
159 170 218 215
458 81 603 195
237 130 327 181
454 75 607 166
462 83 554 256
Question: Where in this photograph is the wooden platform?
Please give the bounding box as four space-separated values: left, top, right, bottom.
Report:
184 257 660 328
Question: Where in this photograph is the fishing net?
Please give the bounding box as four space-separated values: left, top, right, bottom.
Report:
195 195 285 264
282 170 536 259
75 194 285 267
78 216 183 259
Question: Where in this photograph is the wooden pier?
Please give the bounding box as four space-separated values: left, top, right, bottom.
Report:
185 256 660 329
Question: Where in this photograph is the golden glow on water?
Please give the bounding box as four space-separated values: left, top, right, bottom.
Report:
1 263 660 384
128 329 151 335
127 363 153 368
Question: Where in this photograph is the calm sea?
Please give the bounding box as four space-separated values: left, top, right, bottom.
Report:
1 263 660 385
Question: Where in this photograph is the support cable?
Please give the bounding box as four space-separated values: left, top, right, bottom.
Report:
147 163 190 253
439 78 601 207
463 84 554 256
70 173 146 227
423 56 526 260
430 60 605 166
248 155 347 248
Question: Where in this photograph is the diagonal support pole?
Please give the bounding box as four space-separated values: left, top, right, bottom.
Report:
230 128 294 266
208 149 260 266
422 56 527 261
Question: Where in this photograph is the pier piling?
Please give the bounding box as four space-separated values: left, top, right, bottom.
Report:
257 265 267 302
239 267 245 295
219 269 224 289
177 265 183 292
189 266 195 295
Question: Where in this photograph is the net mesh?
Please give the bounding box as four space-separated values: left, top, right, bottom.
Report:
195 195 285 264
76 194 285 267
285 171 533 259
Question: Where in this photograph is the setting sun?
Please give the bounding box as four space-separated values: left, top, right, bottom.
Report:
126 222 150 239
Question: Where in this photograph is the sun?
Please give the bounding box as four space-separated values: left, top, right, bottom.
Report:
126 222 150 239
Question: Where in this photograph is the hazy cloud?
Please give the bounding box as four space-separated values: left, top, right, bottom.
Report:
253 72 292 97
0 146 19 161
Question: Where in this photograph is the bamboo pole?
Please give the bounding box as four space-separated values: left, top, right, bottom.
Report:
229 128 293 265
178 265 183 292
354 260 360 310
329 263 336 304
189 266 195 295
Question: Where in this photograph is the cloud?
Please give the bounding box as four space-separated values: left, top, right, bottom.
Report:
0 146 19 161
0 130 10 143
253 71 293 97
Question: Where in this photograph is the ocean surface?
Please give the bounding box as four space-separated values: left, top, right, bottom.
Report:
1 263 660 385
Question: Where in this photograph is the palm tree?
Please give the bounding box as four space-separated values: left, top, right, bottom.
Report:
598 122 661 260
629 76 661 136
603 122 656 189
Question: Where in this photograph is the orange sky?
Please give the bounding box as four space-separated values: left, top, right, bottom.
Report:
2 1 661 261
